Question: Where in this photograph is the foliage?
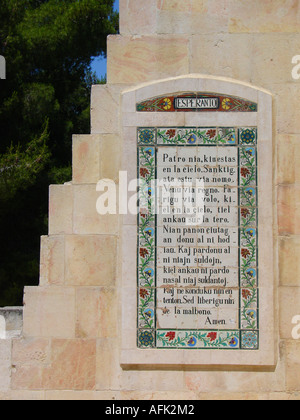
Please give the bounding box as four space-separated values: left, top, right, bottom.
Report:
0 0 118 305
0 120 50 201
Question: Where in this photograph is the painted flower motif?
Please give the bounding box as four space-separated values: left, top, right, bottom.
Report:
139 208 148 219
228 337 239 348
188 336 197 347
227 133 236 144
246 228 256 237
139 248 149 259
207 332 217 342
139 129 155 144
144 227 154 238
166 129 176 138
241 208 250 218
140 288 150 299
166 331 176 342
139 330 154 347
241 129 256 144
245 147 255 157
144 147 155 157
222 98 231 110
206 129 217 139
144 268 154 278
162 98 172 110
242 289 251 300
246 310 256 320
140 167 150 178
245 187 255 197
246 268 256 279
241 248 251 259
241 168 251 178
242 331 258 349
187 134 197 144
144 309 154 319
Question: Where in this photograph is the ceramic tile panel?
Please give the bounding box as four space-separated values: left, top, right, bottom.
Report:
137 126 258 350
121 79 274 368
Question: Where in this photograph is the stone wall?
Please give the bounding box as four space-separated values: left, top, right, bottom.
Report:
0 308 22 399
1 0 300 400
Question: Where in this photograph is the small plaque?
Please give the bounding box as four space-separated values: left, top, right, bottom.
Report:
174 97 219 110
137 93 257 113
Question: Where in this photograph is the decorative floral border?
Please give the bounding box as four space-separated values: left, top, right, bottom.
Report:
136 94 257 113
137 127 258 349
157 127 237 146
156 330 240 349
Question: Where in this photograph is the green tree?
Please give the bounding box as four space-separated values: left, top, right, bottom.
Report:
0 0 118 305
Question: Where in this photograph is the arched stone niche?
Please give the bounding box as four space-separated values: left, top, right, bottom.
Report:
120 75 275 370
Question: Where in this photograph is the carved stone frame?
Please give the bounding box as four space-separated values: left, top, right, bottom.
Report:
120 75 276 370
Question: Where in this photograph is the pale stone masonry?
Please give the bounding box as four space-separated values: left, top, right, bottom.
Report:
0 0 299 400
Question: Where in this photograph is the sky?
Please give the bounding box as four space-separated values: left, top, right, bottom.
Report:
91 0 119 79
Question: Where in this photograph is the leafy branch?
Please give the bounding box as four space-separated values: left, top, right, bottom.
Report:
0 120 50 201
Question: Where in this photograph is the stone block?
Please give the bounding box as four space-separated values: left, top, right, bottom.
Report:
73 132 121 183
285 340 300 392
156 0 229 35
107 35 189 84
41 339 96 391
189 34 253 83
10 391 45 400
96 338 121 390
49 184 73 235
76 288 117 339
72 135 101 184
0 392 10 400
251 34 300 85
11 364 42 391
65 235 116 286
272 84 300 135
121 370 185 393
184 359 286 394
44 390 119 400
119 0 157 35
279 287 300 339
268 392 300 400
228 0 300 33
73 184 119 235
149 391 276 400
157 0 222 13
279 236 300 287
277 134 300 185
91 84 121 134
100 134 121 183
119 390 198 400
158 0 194 12
40 236 64 286
12 339 96 392
22 286 76 339
0 340 12 392
12 337 50 366
277 185 300 235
